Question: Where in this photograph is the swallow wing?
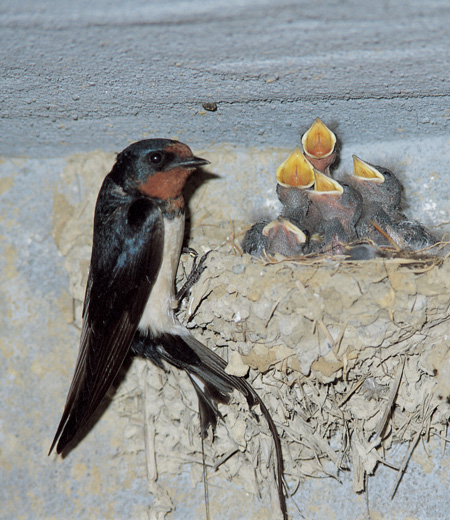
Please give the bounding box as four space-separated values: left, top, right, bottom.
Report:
50 180 164 454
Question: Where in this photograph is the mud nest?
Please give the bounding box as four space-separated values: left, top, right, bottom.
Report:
182 248 450 492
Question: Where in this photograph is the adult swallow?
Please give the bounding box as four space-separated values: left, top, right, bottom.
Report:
49 139 287 518
301 118 337 174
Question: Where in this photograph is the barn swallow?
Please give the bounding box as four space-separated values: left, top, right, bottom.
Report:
255 156 313 257
276 146 315 188
350 155 402 210
49 139 287 518
344 156 401 245
349 156 438 249
262 217 309 257
306 173 363 254
241 212 309 258
269 146 315 249
242 147 313 257
301 118 337 174
267 149 315 256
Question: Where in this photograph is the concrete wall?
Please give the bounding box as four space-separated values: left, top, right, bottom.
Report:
2 0 450 157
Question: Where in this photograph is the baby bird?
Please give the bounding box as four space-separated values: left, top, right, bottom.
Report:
348 156 437 250
306 172 363 254
242 148 312 257
301 118 337 175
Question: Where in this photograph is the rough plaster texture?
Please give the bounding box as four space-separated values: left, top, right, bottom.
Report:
1 0 450 157
2 1 450 519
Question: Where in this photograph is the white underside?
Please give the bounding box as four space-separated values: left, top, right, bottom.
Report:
138 214 187 337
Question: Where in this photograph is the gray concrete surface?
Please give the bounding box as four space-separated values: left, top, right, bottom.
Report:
2 1 450 519
1 0 450 157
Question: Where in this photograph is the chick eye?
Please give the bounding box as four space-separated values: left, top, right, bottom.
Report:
149 152 163 164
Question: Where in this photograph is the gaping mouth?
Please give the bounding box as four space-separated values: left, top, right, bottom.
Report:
312 169 344 196
276 147 315 188
263 218 307 244
302 118 336 159
352 155 384 183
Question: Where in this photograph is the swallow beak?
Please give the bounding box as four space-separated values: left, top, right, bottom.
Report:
263 218 307 243
352 155 384 183
262 218 308 257
177 155 210 169
313 169 344 195
302 118 336 159
276 147 315 188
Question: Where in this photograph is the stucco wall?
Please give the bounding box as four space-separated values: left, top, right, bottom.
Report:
2 0 450 157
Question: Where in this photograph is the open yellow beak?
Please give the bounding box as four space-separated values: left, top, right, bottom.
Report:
276 146 315 188
313 169 344 195
263 218 307 244
302 118 336 159
352 155 385 183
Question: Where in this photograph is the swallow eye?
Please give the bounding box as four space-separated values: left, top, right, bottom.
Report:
149 152 163 164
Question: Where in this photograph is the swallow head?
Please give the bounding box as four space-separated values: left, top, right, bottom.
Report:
276 146 315 188
302 118 336 158
312 169 344 196
111 139 209 199
301 118 337 172
262 217 308 257
371 166 403 209
352 155 402 209
352 155 384 183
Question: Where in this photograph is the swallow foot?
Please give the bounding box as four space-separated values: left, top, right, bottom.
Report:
174 249 211 304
